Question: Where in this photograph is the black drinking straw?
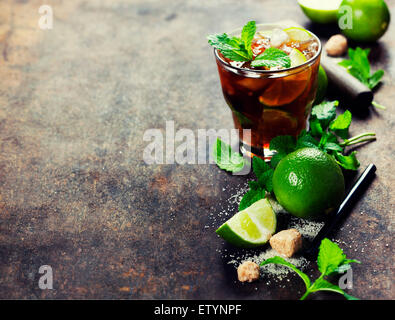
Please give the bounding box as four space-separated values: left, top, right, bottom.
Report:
304 164 376 258
321 56 373 108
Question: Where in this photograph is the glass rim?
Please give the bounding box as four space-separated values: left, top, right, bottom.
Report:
214 23 322 76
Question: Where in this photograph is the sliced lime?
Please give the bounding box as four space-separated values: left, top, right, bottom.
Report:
216 199 276 248
297 0 342 24
283 27 312 41
289 48 307 67
257 30 273 38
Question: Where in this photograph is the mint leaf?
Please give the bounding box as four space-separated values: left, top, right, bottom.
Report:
309 278 359 300
339 47 384 90
252 157 274 193
309 278 345 295
241 21 256 59
309 118 324 137
323 142 343 152
251 48 291 69
207 33 250 61
269 135 296 154
343 293 360 300
258 169 274 193
238 186 265 211
296 131 319 149
252 156 270 177
311 100 338 130
317 238 346 276
207 21 257 62
329 110 352 139
261 257 311 290
270 152 286 168
213 138 245 173
368 69 384 90
334 151 360 170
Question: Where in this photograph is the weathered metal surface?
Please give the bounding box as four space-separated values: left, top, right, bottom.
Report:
0 0 393 299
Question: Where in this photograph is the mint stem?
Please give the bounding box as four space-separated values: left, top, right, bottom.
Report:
340 132 376 147
372 101 386 110
300 290 311 300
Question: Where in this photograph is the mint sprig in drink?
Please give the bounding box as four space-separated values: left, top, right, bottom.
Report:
208 22 322 159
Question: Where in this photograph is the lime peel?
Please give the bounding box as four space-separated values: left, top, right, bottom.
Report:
216 199 276 248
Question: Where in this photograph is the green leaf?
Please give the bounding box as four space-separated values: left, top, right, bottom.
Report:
238 187 265 211
343 292 360 300
258 168 274 193
269 135 296 154
338 60 353 68
309 278 360 300
323 142 343 152
213 138 245 173
261 256 311 290
296 131 319 150
241 20 256 59
270 152 286 168
251 47 291 69
309 278 345 295
309 118 324 137
329 110 352 139
207 33 250 62
368 69 384 90
334 151 360 170
251 157 274 193
252 156 271 178
334 259 360 273
352 47 370 79
311 101 338 129
317 238 346 276
339 47 385 92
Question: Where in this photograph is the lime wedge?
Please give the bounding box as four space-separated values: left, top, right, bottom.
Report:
297 0 342 24
283 27 312 41
216 199 276 248
289 48 307 67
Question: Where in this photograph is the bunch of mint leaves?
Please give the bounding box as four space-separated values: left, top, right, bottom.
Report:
269 100 376 171
261 238 360 300
207 20 291 69
213 100 376 209
339 47 384 90
339 47 386 110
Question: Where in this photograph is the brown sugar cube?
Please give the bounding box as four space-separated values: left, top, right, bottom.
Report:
237 261 260 283
325 34 348 57
269 229 302 258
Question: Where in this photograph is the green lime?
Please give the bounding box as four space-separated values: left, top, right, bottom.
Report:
338 0 390 42
298 0 342 24
314 65 328 104
272 148 345 219
216 199 276 248
289 48 307 67
283 27 312 41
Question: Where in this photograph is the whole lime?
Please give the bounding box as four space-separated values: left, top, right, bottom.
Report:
314 65 328 105
338 0 390 42
272 148 345 219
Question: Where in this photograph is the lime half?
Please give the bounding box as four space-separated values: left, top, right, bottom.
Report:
216 199 276 248
298 0 342 24
283 27 312 41
289 48 307 67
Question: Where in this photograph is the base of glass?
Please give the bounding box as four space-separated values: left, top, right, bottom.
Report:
240 142 276 162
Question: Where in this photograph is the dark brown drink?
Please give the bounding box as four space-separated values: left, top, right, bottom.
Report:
214 24 321 158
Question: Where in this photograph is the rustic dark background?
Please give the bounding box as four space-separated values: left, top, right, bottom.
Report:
0 0 393 299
